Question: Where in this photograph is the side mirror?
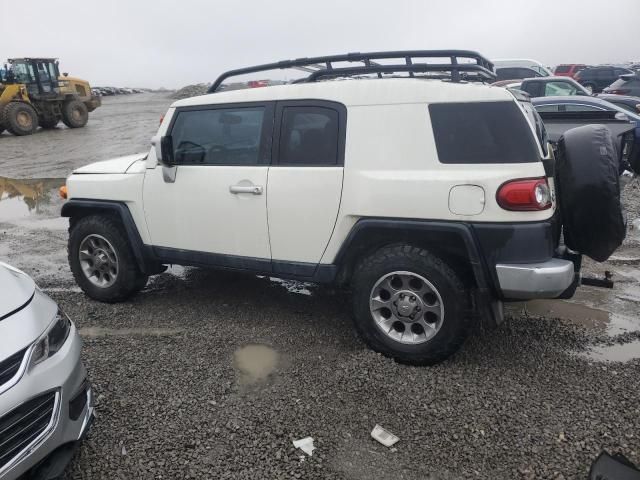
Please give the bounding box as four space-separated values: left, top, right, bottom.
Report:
615 112 631 122
150 135 174 165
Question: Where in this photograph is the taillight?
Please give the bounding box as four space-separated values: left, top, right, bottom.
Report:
497 178 552 211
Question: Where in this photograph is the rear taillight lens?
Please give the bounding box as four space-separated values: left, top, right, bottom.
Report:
497 178 552 211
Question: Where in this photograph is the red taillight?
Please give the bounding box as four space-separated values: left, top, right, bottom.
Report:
497 178 552 211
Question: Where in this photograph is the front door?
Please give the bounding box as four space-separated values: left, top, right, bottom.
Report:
143 102 275 267
266 100 346 276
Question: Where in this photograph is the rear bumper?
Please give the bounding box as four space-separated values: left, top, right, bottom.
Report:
495 258 575 299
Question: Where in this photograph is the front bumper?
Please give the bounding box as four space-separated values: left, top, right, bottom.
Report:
0 294 93 480
496 258 575 300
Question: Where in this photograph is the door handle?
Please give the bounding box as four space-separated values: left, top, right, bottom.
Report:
229 185 263 195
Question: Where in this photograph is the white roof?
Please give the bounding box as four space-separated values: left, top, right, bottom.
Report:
172 78 513 109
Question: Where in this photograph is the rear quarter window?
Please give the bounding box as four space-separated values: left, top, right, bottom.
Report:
429 101 540 164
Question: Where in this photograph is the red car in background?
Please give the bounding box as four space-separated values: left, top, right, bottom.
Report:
554 64 587 79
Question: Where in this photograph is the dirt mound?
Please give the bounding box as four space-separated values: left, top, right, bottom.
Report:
170 83 211 99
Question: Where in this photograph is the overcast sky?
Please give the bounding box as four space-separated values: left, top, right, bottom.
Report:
2 0 639 89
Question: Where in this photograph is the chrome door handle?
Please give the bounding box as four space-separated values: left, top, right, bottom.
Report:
229 185 263 195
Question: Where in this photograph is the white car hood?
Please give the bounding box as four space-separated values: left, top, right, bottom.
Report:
0 262 35 320
73 153 148 174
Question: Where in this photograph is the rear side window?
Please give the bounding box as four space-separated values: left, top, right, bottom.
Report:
429 102 540 164
555 65 570 74
278 106 339 165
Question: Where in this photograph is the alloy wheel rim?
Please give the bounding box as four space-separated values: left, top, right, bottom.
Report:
78 234 119 288
369 271 444 345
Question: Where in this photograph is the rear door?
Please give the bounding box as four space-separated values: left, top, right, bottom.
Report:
266 100 346 276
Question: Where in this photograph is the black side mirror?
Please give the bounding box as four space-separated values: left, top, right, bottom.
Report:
160 136 174 165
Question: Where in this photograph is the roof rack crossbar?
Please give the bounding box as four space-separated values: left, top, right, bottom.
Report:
207 50 495 93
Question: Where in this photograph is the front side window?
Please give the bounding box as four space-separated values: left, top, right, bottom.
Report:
429 101 540 164
278 106 339 165
170 107 265 165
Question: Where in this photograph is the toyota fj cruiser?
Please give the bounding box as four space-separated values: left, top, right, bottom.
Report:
60 51 624 364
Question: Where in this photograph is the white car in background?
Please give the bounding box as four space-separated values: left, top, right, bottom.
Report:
0 262 93 480
493 58 553 80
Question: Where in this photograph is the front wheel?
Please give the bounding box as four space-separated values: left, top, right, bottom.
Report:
351 245 470 365
68 215 148 302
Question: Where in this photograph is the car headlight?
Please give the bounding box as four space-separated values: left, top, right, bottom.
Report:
29 310 72 368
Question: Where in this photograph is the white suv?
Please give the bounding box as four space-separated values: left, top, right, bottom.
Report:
60 51 605 364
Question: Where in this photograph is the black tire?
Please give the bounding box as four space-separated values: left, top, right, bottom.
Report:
61 100 89 128
39 117 60 129
556 125 625 262
68 215 148 302
351 245 469 365
2 102 38 136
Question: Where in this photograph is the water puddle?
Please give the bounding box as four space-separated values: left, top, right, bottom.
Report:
508 299 639 336
234 344 279 384
0 177 65 222
79 327 183 337
582 340 640 363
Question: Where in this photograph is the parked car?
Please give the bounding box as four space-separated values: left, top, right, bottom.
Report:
0 261 93 480
59 50 622 365
517 76 591 97
575 66 635 93
493 59 552 77
603 73 640 97
597 93 640 114
532 95 640 173
553 64 587 79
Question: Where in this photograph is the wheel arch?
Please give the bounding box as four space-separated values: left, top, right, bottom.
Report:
333 218 490 291
62 199 150 273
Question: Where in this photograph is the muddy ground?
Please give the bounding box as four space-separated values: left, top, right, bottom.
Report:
1 94 639 479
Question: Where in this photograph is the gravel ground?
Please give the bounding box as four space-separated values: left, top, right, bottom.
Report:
50 271 639 480
1 94 639 479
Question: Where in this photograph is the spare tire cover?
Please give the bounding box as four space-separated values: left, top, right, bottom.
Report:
556 124 625 262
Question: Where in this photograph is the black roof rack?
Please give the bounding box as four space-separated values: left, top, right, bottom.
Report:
207 50 496 93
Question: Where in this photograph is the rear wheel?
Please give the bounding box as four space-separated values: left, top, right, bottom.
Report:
351 245 470 365
61 100 89 128
69 215 148 302
2 102 38 136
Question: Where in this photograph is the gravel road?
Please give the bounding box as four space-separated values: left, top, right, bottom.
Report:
1 93 639 479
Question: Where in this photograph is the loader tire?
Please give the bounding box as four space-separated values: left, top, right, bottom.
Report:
61 100 89 128
2 102 38 136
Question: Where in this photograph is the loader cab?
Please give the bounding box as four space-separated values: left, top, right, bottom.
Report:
7 58 60 97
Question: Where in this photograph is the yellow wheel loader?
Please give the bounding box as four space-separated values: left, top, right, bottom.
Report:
0 58 101 136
